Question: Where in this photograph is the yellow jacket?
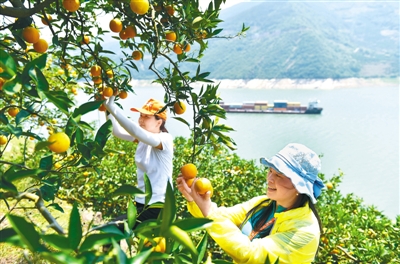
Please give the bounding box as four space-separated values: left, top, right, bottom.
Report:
187 195 320 264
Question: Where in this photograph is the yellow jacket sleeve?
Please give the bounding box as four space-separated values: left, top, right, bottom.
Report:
187 196 320 264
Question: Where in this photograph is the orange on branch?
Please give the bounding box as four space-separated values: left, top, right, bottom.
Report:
8 107 19 117
165 5 174 16
184 43 191 52
110 18 123 33
22 27 40 44
0 135 7 145
81 35 90 44
103 87 113 97
63 0 80 12
33 39 48 53
119 90 128 99
180 163 197 179
132 50 142 60
98 104 107 112
92 76 102 85
90 65 101 77
41 14 52 26
165 31 176 42
119 29 129 40
173 44 182 55
125 25 136 38
130 0 150 15
174 101 186 114
48 132 70 153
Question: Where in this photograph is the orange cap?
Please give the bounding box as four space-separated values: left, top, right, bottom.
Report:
130 98 167 120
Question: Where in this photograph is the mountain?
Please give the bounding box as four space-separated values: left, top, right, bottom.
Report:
108 1 399 80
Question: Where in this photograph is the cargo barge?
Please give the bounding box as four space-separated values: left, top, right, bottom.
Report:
220 100 323 114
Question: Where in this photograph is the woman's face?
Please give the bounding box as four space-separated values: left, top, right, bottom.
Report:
138 113 162 133
266 168 298 208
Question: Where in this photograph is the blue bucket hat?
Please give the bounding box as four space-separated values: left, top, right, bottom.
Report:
260 143 325 204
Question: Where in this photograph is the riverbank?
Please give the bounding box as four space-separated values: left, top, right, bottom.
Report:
130 77 399 89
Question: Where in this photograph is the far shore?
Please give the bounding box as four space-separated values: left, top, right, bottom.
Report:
131 77 399 89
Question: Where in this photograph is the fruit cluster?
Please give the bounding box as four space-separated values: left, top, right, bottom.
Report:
180 163 213 197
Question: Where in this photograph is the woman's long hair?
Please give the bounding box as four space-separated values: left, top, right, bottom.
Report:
240 194 323 234
155 115 168 133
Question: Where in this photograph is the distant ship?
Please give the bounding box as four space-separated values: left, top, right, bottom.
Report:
220 100 323 114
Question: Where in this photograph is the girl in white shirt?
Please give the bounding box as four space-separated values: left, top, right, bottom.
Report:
103 96 173 240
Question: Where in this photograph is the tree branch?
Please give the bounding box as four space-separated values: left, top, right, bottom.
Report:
0 0 57 18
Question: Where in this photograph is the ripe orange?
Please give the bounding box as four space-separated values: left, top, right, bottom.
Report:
33 39 48 53
130 0 150 15
90 65 101 77
173 44 182 55
63 0 80 12
132 50 142 60
185 178 195 188
174 101 186 114
119 90 128 99
110 18 123 33
125 25 136 38
165 5 174 16
8 107 19 117
119 29 129 40
98 104 107 111
0 135 7 145
92 76 102 85
194 178 213 197
180 163 197 179
22 27 40 44
106 70 113 78
153 237 166 252
41 14 52 26
184 43 191 52
48 132 70 153
81 35 90 44
103 87 113 97
326 182 333 190
165 31 176 42
0 77 5 90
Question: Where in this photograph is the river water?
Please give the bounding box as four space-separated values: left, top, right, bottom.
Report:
87 85 399 219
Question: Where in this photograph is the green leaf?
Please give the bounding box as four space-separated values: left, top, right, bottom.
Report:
0 112 8 125
73 101 104 118
3 78 22 95
0 50 17 76
173 218 213 232
15 109 30 126
165 225 197 258
35 140 52 152
77 143 91 160
40 251 84 264
0 228 24 248
44 90 74 115
0 178 17 193
196 233 209 264
38 155 52 179
68 202 82 250
160 182 176 234
75 127 84 144
130 248 152 263
112 184 146 198
79 233 124 252
143 173 152 206
7 214 44 252
29 66 49 99
41 234 71 251
95 119 112 149
127 199 137 230
4 168 41 182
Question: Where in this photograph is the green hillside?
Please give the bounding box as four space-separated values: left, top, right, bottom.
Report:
122 1 399 80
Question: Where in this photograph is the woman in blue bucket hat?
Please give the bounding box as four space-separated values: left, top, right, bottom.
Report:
177 143 325 263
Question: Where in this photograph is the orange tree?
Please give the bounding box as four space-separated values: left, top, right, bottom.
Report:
0 0 248 262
